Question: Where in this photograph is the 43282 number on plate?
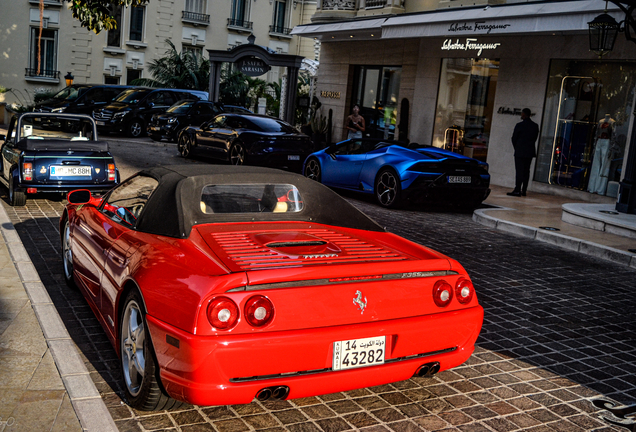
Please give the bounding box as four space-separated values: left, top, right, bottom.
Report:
333 336 385 371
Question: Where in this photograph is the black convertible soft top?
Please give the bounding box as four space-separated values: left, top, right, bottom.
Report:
131 165 384 238
16 139 110 152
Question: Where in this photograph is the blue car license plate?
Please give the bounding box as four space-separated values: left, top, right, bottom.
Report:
50 166 92 177
448 176 471 184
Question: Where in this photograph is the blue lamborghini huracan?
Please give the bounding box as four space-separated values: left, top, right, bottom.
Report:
303 139 490 209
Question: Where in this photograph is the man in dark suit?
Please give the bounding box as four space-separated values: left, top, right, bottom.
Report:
508 108 539 197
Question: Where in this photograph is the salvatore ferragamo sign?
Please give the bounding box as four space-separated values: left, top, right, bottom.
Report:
441 38 501 56
448 21 512 34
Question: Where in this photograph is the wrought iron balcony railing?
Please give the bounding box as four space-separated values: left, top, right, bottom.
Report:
227 18 253 30
321 0 356 10
182 10 210 24
269 25 291 35
25 68 59 79
365 0 387 8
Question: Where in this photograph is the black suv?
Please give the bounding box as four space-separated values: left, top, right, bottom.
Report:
34 84 132 116
147 100 224 142
93 88 208 137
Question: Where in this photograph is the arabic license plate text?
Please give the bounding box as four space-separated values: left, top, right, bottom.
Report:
333 336 385 371
448 176 471 184
50 166 92 177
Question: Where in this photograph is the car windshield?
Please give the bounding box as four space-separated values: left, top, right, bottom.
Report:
18 114 95 141
243 117 298 133
51 86 90 101
200 184 304 214
167 101 193 114
115 89 150 104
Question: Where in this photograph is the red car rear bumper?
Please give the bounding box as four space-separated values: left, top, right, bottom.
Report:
146 305 483 406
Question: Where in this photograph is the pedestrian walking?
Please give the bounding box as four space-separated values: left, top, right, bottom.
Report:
508 108 539 197
345 104 365 139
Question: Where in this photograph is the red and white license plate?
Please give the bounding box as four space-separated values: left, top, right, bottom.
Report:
333 336 385 371
448 176 471 184
50 166 92 177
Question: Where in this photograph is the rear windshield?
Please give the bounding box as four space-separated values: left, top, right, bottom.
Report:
242 117 298 133
167 101 193 114
200 184 304 214
19 114 95 141
51 86 91 101
115 89 150 104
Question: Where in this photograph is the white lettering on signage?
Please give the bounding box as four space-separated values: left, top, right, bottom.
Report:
441 38 501 56
448 21 511 34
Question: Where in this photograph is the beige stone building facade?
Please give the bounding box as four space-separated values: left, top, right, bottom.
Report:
293 0 636 199
0 0 317 111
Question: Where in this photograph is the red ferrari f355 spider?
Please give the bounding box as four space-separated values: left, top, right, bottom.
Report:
60 165 483 410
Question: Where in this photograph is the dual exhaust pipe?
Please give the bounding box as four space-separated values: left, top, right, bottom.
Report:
414 361 440 377
256 385 290 402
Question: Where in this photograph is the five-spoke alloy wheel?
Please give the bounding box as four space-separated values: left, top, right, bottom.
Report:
61 220 76 288
229 142 246 165
178 134 192 158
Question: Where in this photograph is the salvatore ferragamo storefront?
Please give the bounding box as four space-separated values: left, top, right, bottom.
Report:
293 0 636 199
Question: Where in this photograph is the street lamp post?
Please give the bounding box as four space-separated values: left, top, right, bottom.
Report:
589 0 636 214
64 72 74 87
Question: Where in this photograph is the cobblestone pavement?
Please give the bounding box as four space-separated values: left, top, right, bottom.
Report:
1 189 634 432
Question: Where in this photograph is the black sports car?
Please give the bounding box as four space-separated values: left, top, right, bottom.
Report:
178 113 313 172
147 100 223 142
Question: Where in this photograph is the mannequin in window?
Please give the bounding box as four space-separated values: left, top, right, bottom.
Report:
587 114 618 195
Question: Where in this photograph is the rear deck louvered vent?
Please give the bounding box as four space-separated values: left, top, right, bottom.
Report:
211 229 407 270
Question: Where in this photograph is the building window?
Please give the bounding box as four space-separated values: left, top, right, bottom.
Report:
107 5 123 47
229 0 251 28
183 45 203 62
185 0 207 14
126 69 141 84
271 0 287 33
129 6 144 42
431 58 499 162
351 65 402 140
535 60 636 195
105 76 120 85
27 28 58 78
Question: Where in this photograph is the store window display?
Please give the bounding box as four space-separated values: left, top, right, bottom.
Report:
588 114 621 195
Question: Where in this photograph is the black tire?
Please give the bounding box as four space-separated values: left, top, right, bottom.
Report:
374 168 401 208
178 134 192 158
304 157 322 182
120 289 182 411
229 141 246 166
61 220 77 289
128 119 145 138
8 172 26 206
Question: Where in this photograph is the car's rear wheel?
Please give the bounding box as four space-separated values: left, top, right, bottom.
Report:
128 119 145 138
61 220 77 289
120 290 182 411
229 142 246 165
304 157 321 182
8 172 26 206
375 168 401 208
178 134 192 158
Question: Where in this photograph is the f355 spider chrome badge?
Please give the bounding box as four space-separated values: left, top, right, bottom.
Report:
353 290 367 314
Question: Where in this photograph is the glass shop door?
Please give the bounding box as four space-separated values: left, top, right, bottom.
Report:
549 76 602 189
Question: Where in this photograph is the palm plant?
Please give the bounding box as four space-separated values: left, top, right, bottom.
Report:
133 40 210 90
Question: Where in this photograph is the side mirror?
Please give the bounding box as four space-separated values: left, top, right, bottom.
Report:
147 102 155 108
67 189 92 205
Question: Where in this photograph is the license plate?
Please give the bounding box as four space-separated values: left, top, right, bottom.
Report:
50 166 92 177
448 176 471 184
150 126 160 131
96 121 106 126
333 336 385 371
288 155 300 161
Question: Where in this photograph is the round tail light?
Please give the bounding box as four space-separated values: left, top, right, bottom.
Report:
207 297 239 330
455 278 474 304
245 295 274 327
432 280 453 308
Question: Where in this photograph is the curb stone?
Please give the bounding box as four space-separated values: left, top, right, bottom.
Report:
473 206 636 269
0 203 118 432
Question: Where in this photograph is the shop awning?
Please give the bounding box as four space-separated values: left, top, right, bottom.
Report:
291 0 621 40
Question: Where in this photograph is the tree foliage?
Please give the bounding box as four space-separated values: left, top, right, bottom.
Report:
132 40 210 90
65 0 149 33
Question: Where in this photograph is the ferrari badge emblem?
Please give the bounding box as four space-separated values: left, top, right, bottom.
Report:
95 168 101 174
353 290 367 314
